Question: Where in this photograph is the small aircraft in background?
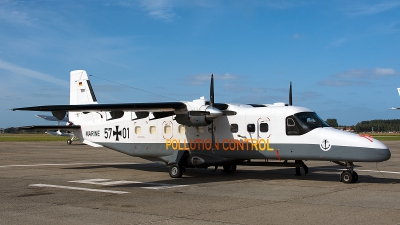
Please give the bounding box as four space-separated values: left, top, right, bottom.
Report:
35 114 77 144
390 88 400 110
13 70 391 183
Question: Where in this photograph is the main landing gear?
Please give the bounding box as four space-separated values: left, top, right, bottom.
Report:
222 164 237 173
66 136 77 145
334 161 358 184
169 164 186 178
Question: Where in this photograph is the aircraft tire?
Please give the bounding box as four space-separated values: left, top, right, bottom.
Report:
341 171 353 184
352 171 359 183
169 164 183 178
67 139 72 145
222 164 237 173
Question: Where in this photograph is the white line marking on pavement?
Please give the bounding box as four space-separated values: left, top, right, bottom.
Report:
70 179 188 189
69 179 142 186
142 185 188 190
356 169 400 175
309 167 400 175
29 184 129 194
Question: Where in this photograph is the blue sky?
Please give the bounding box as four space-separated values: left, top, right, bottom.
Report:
1 0 400 128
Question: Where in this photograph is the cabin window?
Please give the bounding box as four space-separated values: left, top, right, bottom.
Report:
260 123 269 132
149 126 156 134
135 126 142 134
247 124 255 133
164 125 171 134
178 125 185 134
230 124 238 133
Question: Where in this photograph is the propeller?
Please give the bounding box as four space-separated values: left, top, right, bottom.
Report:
210 74 216 152
289 82 293 106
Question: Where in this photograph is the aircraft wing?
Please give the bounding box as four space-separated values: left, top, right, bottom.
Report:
13 101 230 122
13 102 229 113
13 102 187 113
17 125 81 131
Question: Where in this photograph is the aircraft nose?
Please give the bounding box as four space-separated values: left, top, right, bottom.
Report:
361 141 391 162
377 147 391 161
371 139 391 161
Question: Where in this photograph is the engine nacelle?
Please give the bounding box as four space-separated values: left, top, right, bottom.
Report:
175 114 211 126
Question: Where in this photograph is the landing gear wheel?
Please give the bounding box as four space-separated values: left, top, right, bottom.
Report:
341 171 353 184
295 167 301 176
169 164 183 178
223 164 237 173
352 171 358 183
67 139 72 145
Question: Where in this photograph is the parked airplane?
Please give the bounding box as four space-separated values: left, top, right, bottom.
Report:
13 70 391 183
35 114 77 144
390 88 400 110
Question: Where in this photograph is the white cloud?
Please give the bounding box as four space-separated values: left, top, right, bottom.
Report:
374 67 396 76
319 67 398 87
186 73 239 85
139 0 176 21
334 69 366 78
346 1 400 16
318 78 367 87
216 73 239 80
0 8 32 26
331 38 348 47
0 59 68 87
293 33 307 40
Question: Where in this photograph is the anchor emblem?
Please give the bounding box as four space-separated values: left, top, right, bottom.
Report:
320 139 331 151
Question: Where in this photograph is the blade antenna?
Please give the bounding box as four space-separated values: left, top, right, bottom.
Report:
289 82 293 106
210 74 215 153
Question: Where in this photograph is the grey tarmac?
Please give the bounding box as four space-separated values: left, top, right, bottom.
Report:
0 141 399 225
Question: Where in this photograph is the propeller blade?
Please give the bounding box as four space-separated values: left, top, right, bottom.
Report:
210 74 215 152
289 82 293 106
210 74 214 107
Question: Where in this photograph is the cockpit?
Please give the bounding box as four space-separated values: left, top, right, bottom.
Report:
286 112 329 135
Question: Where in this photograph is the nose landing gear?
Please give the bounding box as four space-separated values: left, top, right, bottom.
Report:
334 161 359 183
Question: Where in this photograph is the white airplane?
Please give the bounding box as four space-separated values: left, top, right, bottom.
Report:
35 114 77 144
13 70 391 183
390 88 400 110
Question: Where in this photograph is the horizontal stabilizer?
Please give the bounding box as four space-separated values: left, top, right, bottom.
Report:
17 125 81 131
36 115 69 122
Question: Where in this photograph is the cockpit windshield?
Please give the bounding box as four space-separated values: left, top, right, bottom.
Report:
286 112 329 135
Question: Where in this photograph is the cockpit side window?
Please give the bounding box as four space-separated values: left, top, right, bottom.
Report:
286 112 329 136
286 117 300 135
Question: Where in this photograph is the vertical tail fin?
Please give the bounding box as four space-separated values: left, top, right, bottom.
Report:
70 70 98 105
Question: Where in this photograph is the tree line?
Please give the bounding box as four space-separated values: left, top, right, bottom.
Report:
326 118 400 133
